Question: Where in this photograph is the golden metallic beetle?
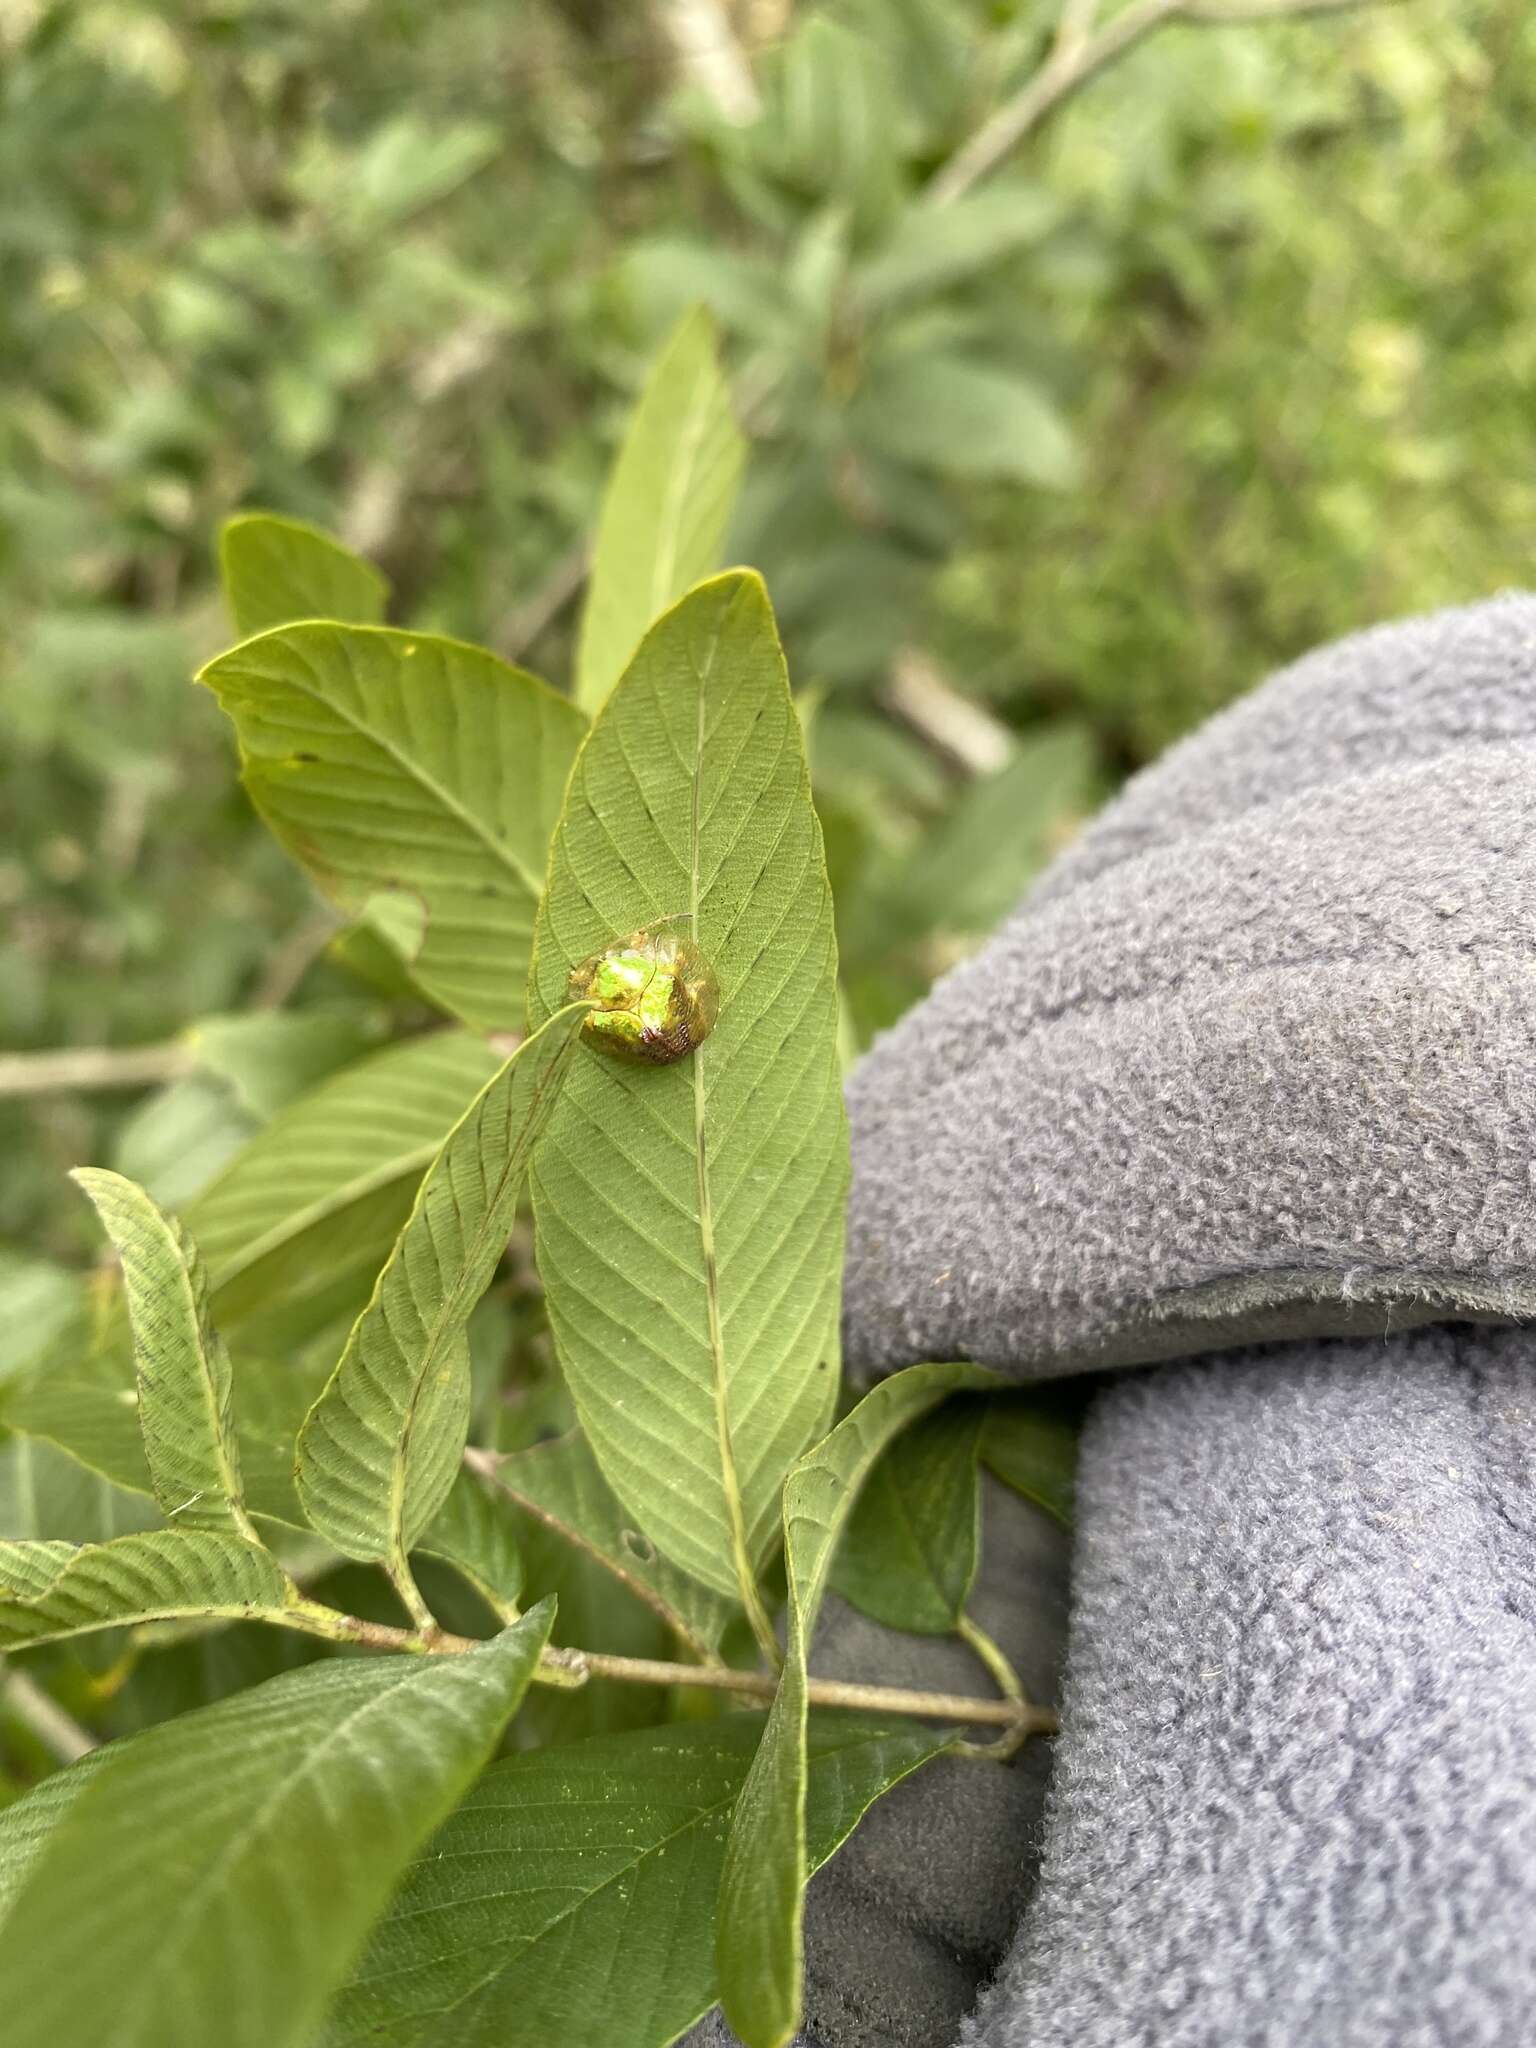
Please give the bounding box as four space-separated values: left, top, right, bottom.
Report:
567 921 720 1065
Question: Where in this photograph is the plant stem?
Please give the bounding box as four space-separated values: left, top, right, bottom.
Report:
956 1613 1024 1705
280 1601 1054 1734
655 0 761 122
283 1601 430 1651
1 1661 97 1764
924 0 1390 206
250 906 340 1009
553 1648 1056 1733
492 539 589 660
954 1614 1045 1760
882 650 1013 776
0 1043 193 1099
386 1559 439 1635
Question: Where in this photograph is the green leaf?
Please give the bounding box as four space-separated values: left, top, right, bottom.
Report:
0 1253 79 1390
188 1007 386 1119
297 1008 588 1566
621 238 796 350
322 1713 951 2048
419 1468 523 1621
515 1523 674 1749
0 1604 555 2048
3 1368 149 1500
753 17 899 232
197 624 586 1029
979 1393 1080 1529
70 1170 255 1540
0 1433 160 1545
2 1346 314 1533
113 1071 258 1211
0 1748 103 1918
188 1030 500 1340
0 1529 291 1649
328 893 432 999
855 352 1081 488
492 1430 736 1657
830 1398 985 1635
219 512 388 637
716 1361 997 2048
862 725 1097 954
530 572 849 1598
575 306 746 714
338 115 502 227
856 180 1060 312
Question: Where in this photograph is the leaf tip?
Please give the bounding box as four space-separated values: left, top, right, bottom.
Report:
662 297 722 359
68 1164 128 1209
690 564 776 632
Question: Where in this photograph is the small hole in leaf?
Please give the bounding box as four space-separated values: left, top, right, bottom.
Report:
620 1527 656 1565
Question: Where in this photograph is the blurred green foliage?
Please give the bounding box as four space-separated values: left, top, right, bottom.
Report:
3 0 1532 1265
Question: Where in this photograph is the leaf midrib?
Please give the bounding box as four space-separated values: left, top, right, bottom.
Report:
352 1725 935 2037
158 1210 247 1535
357 1745 817 2027
686 614 754 1596
8 1598 295 1652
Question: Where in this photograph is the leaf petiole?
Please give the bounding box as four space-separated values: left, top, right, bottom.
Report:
275 1598 1053 1734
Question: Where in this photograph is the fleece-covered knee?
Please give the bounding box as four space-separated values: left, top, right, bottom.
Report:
968 1329 1536 2048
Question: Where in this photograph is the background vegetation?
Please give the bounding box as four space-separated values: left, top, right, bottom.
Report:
3 1 1530 1373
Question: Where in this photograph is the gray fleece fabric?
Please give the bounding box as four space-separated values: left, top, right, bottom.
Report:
695 596 1536 2048
842 593 1536 1376
966 1327 1536 2048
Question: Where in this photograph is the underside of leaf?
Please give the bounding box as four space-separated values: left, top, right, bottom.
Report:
296 1007 588 1565
0 1529 291 1649
530 572 848 1599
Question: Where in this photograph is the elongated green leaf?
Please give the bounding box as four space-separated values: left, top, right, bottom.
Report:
0 1432 160 1544
3 1368 152 1499
0 1529 291 1648
188 1006 387 1119
717 1362 997 2048
754 15 898 230
71 1170 254 1539
492 1430 736 1657
189 1030 499 1339
297 1009 589 1565
979 1393 1080 1529
322 1712 950 2048
0 1252 78 1390
220 512 388 637
530 572 848 1598
856 179 1060 311
830 1398 984 1635
0 1540 75 1599
855 351 1080 488
575 306 746 714
328 891 433 1000
0 1604 554 2048
859 725 1096 956
198 624 586 1028
0 1746 104 1919
419 1468 523 1621
2 1346 315 1532
111 1069 257 1210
